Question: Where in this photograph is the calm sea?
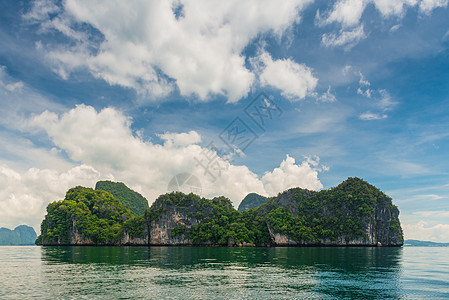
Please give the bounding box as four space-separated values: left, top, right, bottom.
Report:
0 246 448 299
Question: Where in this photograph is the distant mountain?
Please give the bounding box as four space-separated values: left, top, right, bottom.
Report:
404 239 449 247
0 225 37 245
238 193 270 212
95 180 149 216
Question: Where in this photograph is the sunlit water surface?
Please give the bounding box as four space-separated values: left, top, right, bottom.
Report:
0 246 448 299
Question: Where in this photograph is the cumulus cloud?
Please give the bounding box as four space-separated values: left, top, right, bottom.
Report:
262 155 323 196
253 51 318 100
24 0 314 102
159 131 202 147
317 0 367 28
24 105 325 209
0 164 101 230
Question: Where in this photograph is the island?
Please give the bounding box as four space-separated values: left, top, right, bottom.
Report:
36 177 403 247
0 225 37 245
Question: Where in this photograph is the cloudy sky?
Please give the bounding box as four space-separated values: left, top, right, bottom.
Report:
1 0 449 242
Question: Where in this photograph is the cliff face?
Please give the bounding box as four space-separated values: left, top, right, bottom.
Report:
148 208 196 245
39 178 403 247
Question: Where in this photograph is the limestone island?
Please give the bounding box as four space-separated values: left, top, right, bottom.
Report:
36 177 403 247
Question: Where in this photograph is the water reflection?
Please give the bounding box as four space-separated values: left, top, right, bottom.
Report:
40 246 404 299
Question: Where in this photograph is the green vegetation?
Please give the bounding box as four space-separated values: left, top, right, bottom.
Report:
38 187 133 244
261 177 398 243
238 193 270 212
38 177 403 246
0 225 37 245
95 180 149 216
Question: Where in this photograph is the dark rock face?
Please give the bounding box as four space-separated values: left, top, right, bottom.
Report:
238 193 270 212
0 225 37 245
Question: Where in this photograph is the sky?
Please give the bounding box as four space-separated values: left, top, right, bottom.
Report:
1 0 449 242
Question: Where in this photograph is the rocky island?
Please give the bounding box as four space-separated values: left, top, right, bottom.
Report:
36 177 403 247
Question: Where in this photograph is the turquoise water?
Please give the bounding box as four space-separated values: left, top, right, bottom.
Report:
0 246 448 299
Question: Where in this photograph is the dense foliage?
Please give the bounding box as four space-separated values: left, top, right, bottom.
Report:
0 225 37 245
38 177 403 246
262 177 402 243
95 181 149 216
237 193 270 212
148 192 256 244
38 187 133 244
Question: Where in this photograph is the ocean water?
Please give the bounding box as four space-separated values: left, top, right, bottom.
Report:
0 246 448 299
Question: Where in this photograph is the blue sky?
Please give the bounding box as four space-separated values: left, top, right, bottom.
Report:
1 0 449 241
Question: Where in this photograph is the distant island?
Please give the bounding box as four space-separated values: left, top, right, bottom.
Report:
36 177 404 247
404 240 449 247
0 225 37 245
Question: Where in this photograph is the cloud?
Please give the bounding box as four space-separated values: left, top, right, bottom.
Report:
254 51 318 100
0 66 24 93
319 0 445 26
403 220 449 242
0 164 101 231
24 0 314 102
359 112 387 120
317 0 367 28
313 86 337 102
262 155 323 195
24 104 325 208
378 89 397 111
357 73 397 120
419 0 449 14
317 0 447 48
321 24 366 48
159 131 202 147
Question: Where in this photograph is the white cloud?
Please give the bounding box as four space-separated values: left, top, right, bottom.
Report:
318 0 447 48
373 0 418 17
403 220 449 242
321 24 366 48
0 66 24 93
359 112 387 120
378 89 397 111
314 86 337 102
254 51 318 100
0 164 101 231
357 74 397 120
318 0 367 28
262 155 323 196
159 131 202 147
24 104 324 210
419 0 449 13
24 0 314 102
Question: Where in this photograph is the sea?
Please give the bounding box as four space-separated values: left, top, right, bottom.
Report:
0 246 448 299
